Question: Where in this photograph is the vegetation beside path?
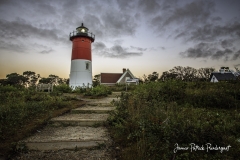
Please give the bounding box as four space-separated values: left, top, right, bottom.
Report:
0 85 86 158
108 81 240 160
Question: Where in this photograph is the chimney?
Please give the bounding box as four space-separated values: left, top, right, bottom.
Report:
220 67 225 74
123 68 126 73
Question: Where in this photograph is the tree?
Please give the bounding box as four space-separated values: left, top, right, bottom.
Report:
92 74 100 87
159 71 178 81
197 68 215 81
159 66 215 82
147 72 159 82
143 72 159 82
39 74 61 84
39 77 53 84
6 73 28 86
23 71 40 86
0 79 8 86
167 66 198 81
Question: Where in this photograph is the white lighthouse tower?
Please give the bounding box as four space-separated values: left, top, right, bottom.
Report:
69 23 95 89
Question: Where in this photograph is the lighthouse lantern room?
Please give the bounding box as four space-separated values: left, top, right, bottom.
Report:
69 23 95 89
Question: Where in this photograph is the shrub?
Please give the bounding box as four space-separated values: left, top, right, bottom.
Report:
72 86 88 94
108 81 240 159
0 87 70 142
53 84 72 93
110 83 137 92
84 85 112 97
0 85 19 93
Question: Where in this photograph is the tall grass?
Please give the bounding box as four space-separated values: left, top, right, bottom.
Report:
0 85 70 141
108 81 240 159
84 85 112 97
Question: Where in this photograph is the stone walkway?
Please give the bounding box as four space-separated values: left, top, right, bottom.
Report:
13 92 121 160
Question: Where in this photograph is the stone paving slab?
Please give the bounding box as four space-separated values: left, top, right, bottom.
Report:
12 149 113 160
81 98 119 104
51 113 109 122
71 106 115 114
23 126 108 142
24 141 106 150
21 126 108 150
50 113 109 126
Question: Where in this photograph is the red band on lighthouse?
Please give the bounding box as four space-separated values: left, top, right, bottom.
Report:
71 37 92 61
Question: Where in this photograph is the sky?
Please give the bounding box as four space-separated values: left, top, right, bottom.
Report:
0 0 240 79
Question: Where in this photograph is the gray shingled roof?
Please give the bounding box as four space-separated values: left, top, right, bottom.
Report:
210 72 236 81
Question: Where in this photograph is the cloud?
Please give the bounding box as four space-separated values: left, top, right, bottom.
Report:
180 42 239 61
33 43 54 54
93 42 106 51
100 10 138 37
234 63 240 68
232 50 240 60
116 0 137 11
93 42 143 58
0 17 67 54
0 18 65 42
211 48 233 61
130 46 147 51
187 22 240 42
39 49 54 54
0 40 26 53
138 0 161 15
221 39 233 49
151 1 215 33
180 42 215 59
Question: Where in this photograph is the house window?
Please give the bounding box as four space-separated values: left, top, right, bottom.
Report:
125 77 130 82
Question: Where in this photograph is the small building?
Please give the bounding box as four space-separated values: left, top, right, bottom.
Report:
210 68 236 83
100 68 138 86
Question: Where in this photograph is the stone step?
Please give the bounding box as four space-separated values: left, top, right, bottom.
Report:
71 106 115 114
81 97 119 105
50 113 109 126
21 126 108 150
108 92 122 98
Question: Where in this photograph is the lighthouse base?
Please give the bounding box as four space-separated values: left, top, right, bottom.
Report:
69 59 92 89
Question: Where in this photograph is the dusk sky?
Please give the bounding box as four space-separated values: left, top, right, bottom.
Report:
0 0 240 79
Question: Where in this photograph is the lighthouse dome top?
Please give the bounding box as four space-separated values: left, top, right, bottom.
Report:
69 23 95 42
76 23 89 33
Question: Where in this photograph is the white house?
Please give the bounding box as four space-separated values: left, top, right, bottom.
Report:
210 67 236 82
100 68 138 86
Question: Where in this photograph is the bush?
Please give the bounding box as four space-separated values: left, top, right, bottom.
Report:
110 83 137 92
0 85 19 93
84 85 112 97
72 86 88 94
108 81 240 159
0 86 70 141
53 84 72 93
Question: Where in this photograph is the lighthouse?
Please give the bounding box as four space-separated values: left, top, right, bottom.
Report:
69 23 95 89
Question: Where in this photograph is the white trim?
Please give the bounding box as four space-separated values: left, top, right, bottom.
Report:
210 75 218 83
116 69 135 83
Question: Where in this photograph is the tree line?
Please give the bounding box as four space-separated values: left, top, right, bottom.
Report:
143 66 215 82
0 71 68 87
1 66 239 87
142 66 239 83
